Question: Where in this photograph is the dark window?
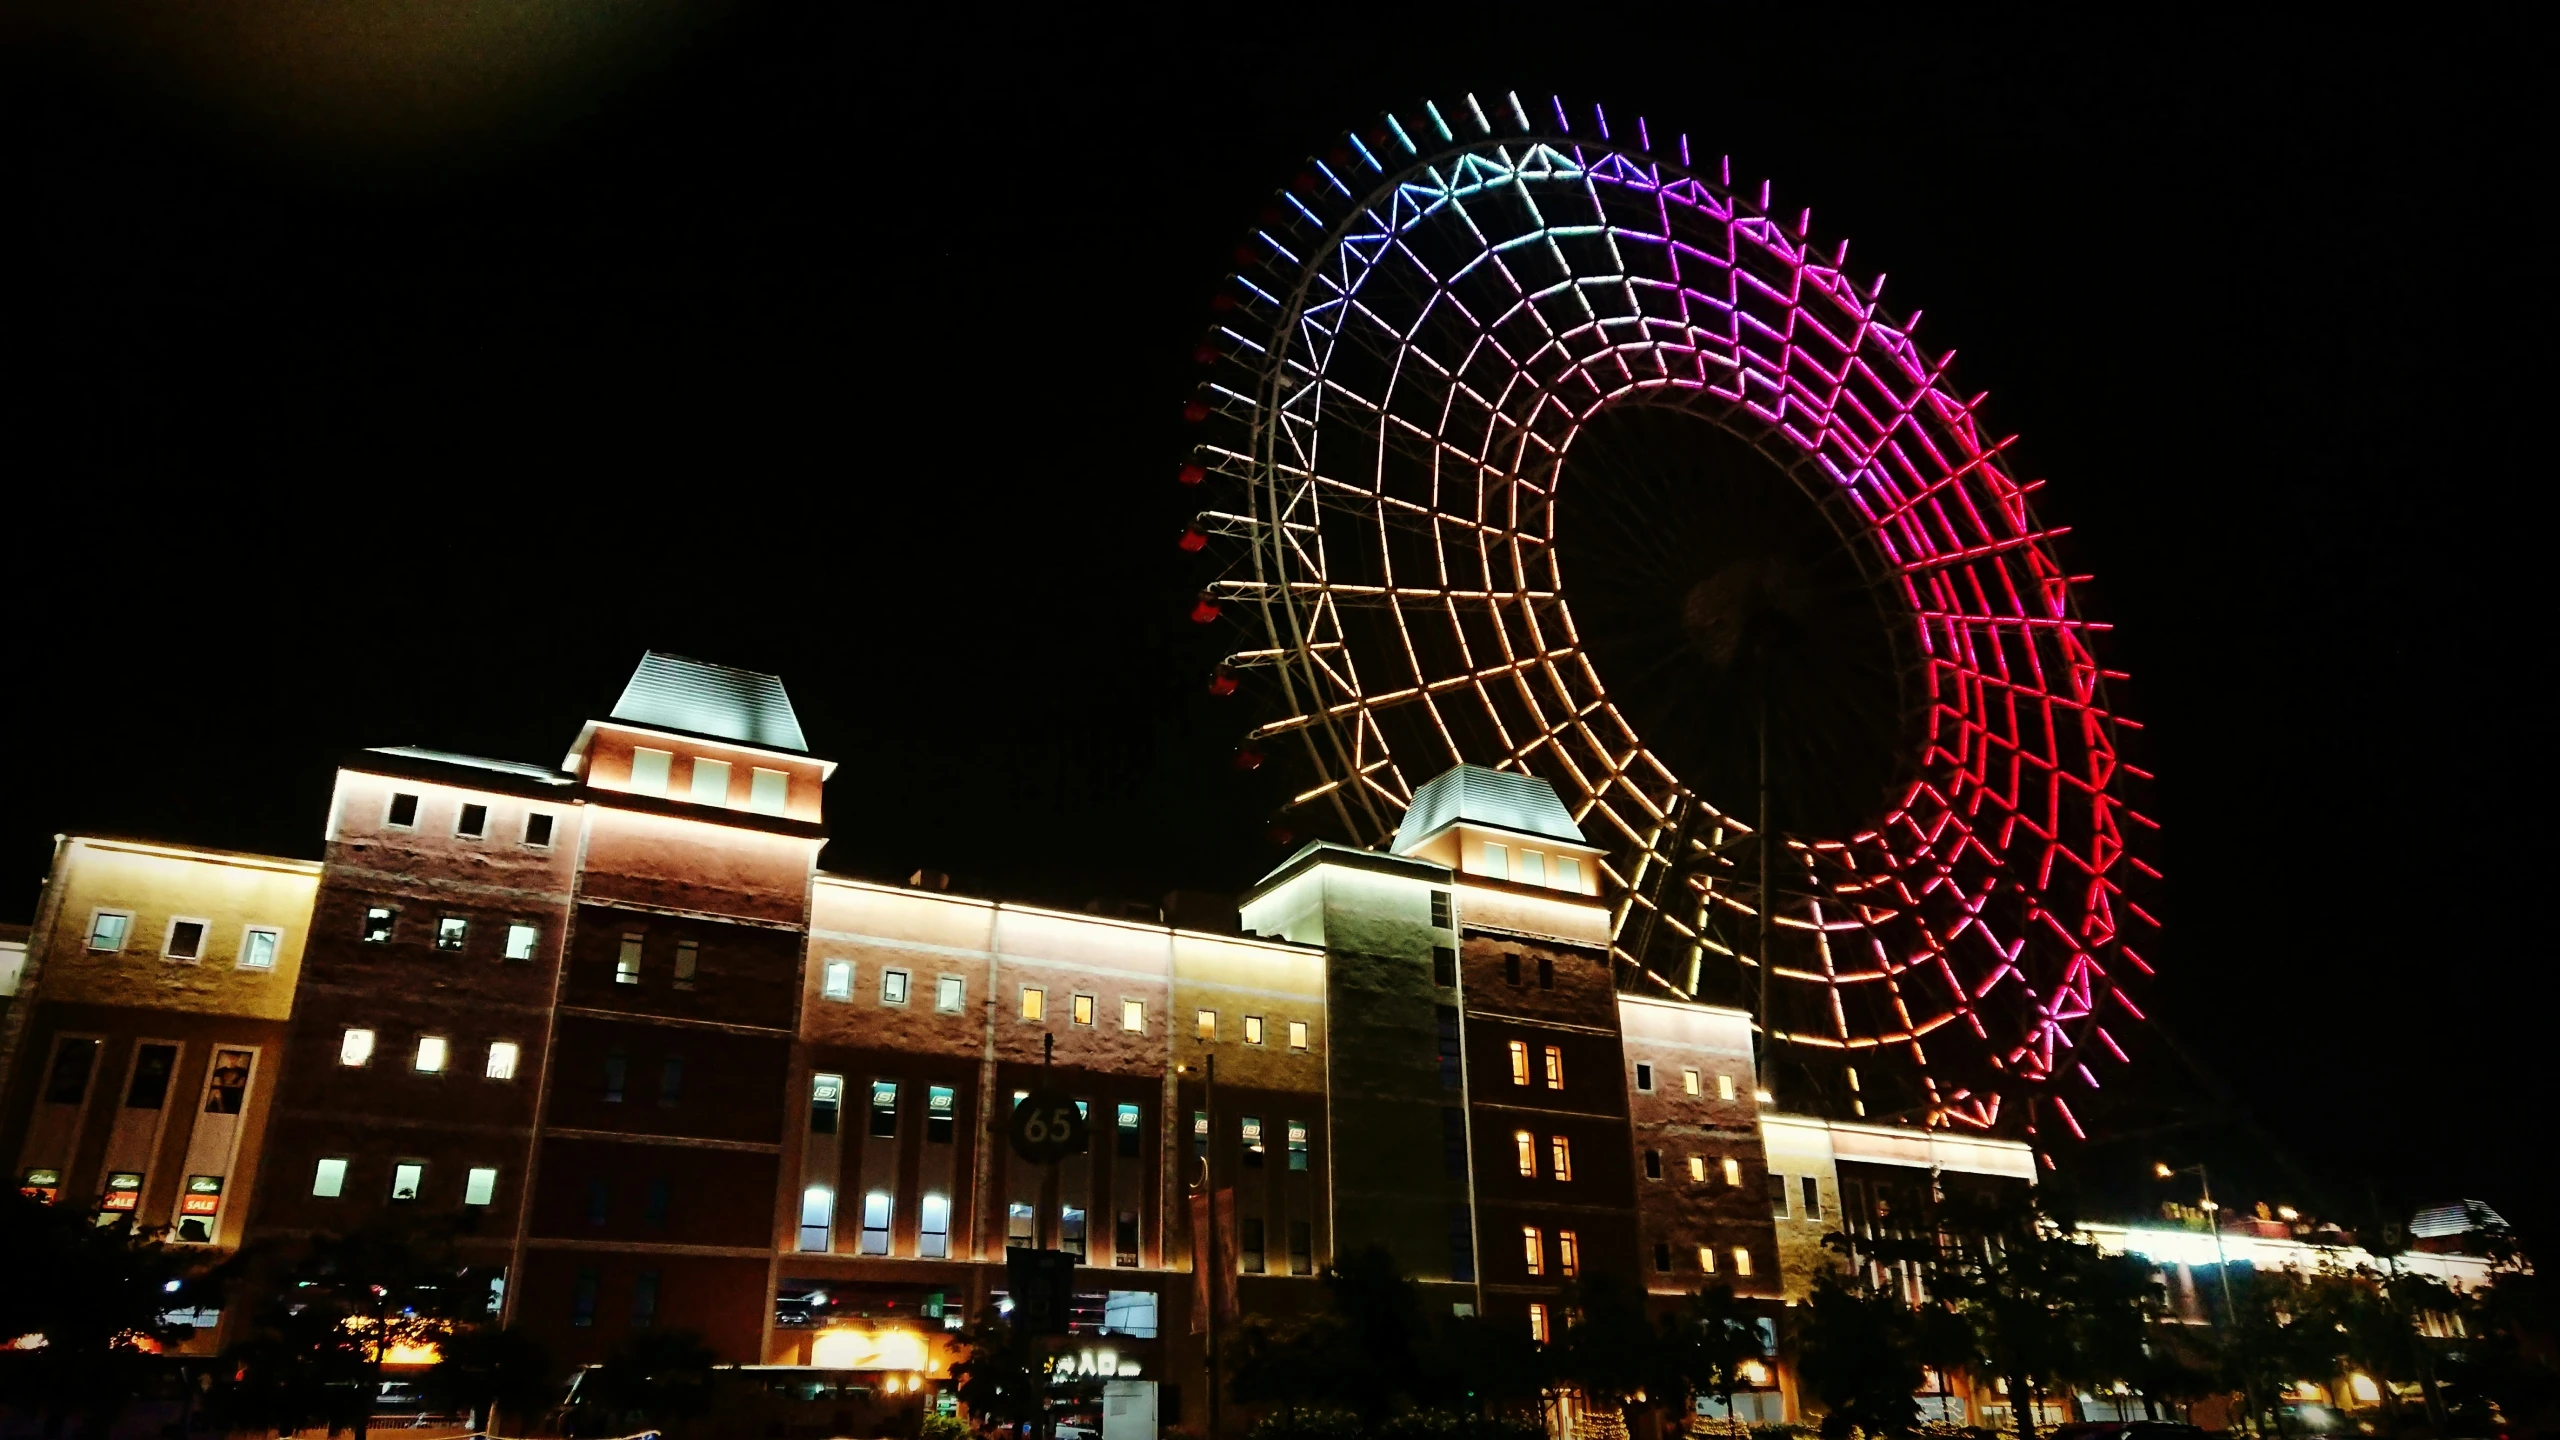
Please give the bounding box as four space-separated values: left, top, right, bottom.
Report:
1242 1116 1265 1168
658 1057 684 1107
387 793 420 828
1504 952 1522 986
1768 1173 1790 1218
1116 1102 1142 1157
586 1179 609 1226
1644 1149 1662 1180
203 1051 251 1114
1446 1204 1475 1282
632 1271 660 1328
1290 1220 1313 1275
45 1039 99 1104
1240 1218 1266 1274
1435 1005 1461 1090
457 803 488 838
1654 1242 1673 1273
571 1270 598 1326
929 1086 957 1144
1163 1386 1182 1427
869 1081 898 1138
811 1076 841 1134
1432 946 1457 986
1429 890 1451 928
126 1044 178 1109
1116 1211 1141 1267
1537 956 1554 989
361 907 396 943
645 1177 671 1226
602 1054 626 1104
1635 1062 1654 1092
166 920 206 959
1442 1108 1468 1180
1802 1176 1822 1220
1192 1110 1208 1160
524 812 555 847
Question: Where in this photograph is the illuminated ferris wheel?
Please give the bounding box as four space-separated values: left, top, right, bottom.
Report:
1179 93 2155 1139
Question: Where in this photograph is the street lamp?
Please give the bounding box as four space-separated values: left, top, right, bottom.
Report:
2157 1161 2254 1435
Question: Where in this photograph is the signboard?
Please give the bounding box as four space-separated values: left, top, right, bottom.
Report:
181 1175 224 1217
1005 1245 1076 1337
1008 1088 1088 1165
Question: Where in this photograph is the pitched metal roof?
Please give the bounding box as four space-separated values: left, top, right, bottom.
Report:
609 652 808 753
1391 764 1587 852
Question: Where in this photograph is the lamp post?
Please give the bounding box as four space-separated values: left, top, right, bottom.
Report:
2157 1162 2254 1435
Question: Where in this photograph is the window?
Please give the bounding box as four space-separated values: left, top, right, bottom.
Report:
311 1157 349 1198
1288 1020 1310 1051
464 1167 498 1206
870 1081 899 1138
1240 1217 1266 1274
1558 1230 1580 1277
1436 1006 1461 1089
386 792 420 827
860 1192 893 1255
1644 1149 1662 1179
1509 1040 1531 1086
1522 1225 1545 1275
504 923 539 961
1073 993 1096 1027
361 907 396 943
76 909 130 954
1287 1119 1309 1172
486 1041 520 1080
1690 1155 1707 1182
1241 1115 1265 1167
1433 945 1457 986
1655 1242 1673 1273
339 1028 375 1066
457 802 489 838
1242 1015 1264 1045
810 1074 841 1133
1504 952 1522 985
125 1045 176 1108
920 1194 952 1258
938 976 967 1013
1116 1103 1143 1157
1448 1204 1476 1282
572 1270 599 1327
823 959 852 1000
1723 1157 1742 1187
436 917 468 952
1699 1245 1717 1274
1195 1009 1216 1040
1634 1062 1654 1092
524 812 555 848
42 1039 99 1104
1020 987 1045 1021
1009 1202 1036 1244
1289 1220 1313 1275
659 1057 685 1106
1515 1130 1537 1177
158 917 206 962
882 968 911 1006
1062 1206 1088 1259
616 934 642 984
1519 851 1546 887
749 767 789 814
1718 1072 1737 1101
1481 842 1508 878
1443 1109 1469 1180
1732 1247 1753 1277
633 1271 661 1328
1549 1136 1573 1181
644 1176 671 1225
1118 1211 1142 1267
1122 998 1145 1032
1543 1045 1565 1089
799 1186 834 1251
674 940 699 988
1537 956 1554 989
1768 1173 1790 1218
390 1163 423 1201
1528 1303 1550 1344
238 922 280 968
629 747 672 796
928 1086 956 1144
414 1036 447 1073
1683 1068 1701 1095
690 757 732 805
1429 890 1451 927
1801 1176 1822 1221
1555 856 1583 892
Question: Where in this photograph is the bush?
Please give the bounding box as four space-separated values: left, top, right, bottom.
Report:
921 1412 971 1440
1253 1409 1368 1440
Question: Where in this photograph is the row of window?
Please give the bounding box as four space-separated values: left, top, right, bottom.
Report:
310 1154 499 1206
1634 1062 1738 1100
86 910 285 970
383 791 557 847
1649 1241 1756 1278
339 1027 522 1080
571 1268 664 1329
1477 842 1586 892
814 964 1314 1050
612 933 700 987
1770 1173 1825 1222
621 748 792 815
1190 1112 1313 1171
1506 1040 1566 1089
1520 1224 1582 1277
1642 1148 1746 1188
1510 1131 1574 1181
810 1076 960 1142
358 905 542 960
798 1186 953 1256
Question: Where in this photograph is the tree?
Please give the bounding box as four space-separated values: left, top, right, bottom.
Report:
570 1328 718 1433
0 1191 192 1432
952 1313 1050 1434
1795 1272 1921 1440
422 1324 558 1432
1555 1271 1658 1414
1648 1285 1766 1438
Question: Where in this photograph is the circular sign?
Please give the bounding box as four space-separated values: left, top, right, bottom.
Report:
1008 1089 1088 1164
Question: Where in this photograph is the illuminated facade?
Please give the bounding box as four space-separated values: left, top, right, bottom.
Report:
0 654 2050 1433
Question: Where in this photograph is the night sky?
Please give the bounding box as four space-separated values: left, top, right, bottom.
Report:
4 9 2545 1241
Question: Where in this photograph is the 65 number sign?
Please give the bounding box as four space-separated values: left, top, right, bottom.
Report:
1008 1088 1088 1164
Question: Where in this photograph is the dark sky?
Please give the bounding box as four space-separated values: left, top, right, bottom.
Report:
4 8 2547 1242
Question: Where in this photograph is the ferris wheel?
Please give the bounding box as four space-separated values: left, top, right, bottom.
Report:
1179 93 2155 1140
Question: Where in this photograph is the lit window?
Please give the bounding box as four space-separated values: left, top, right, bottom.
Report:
464 1167 498 1206
390 1163 423 1201
1021 987 1045 1021
1723 1157 1742 1187
689 757 732 806
1509 1040 1531 1086
616 934 642 984
1123 999 1146 1032
1543 1045 1564 1089
1522 1226 1545 1275
361 907 395 943
436 917 468 952
1429 890 1451 927
1514 1130 1536 1177
1528 1303 1549 1343
504 923 539 961
1634 1062 1654 1092
1243 1015 1264 1045
339 1028 375 1067
860 1192 892 1255
311 1157 349 1197
87 910 130 951
486 1041 520 1080
810 1074 841 1133
937 976 966 1013
799 1186 833 1251
1690 1155 1707 1182
883 968 911 1006
524 812 555 847
457 802 489 838
239 927 281 971
1288 1119 1309 1171
749 767 789 814
163 918 207 961
674 939 699 987
1008 1202 1035 1244
920 1193 951 1258
1288 1020 1309 1051
823 959 852 1000
1558 1230 1580 1277
387 792 420 827
414 1036 447 1073
1074 994 1097 1027
1683 1068 1701 1095
928 1085 956 1143
1481 842 1508 878
629 747 672 796
1518 851 1545 886
1196 1009 1216 1040
1117 1103 1143 1157
1555 856 1583 892
1718 1073 1737 1101
1699 1244 1717 1274
1550 1136 1573 1181
1732 1247 1753 1277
